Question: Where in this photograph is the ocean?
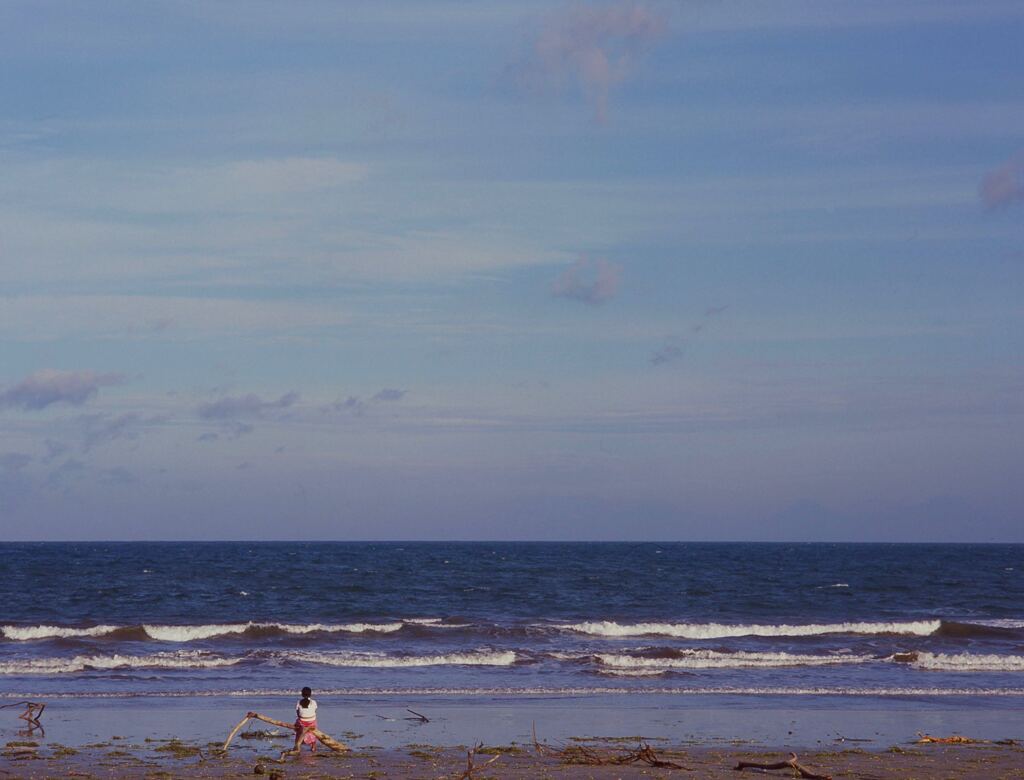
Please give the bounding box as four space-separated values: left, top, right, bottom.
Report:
2 542 1022 707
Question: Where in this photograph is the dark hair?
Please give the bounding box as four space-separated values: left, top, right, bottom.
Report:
300 686 312 708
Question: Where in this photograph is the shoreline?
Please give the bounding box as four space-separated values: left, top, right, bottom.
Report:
3 694 1024 776
4 692 1023 747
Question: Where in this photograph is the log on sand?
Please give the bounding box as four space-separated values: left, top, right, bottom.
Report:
735 752 831 780
220 711 349 757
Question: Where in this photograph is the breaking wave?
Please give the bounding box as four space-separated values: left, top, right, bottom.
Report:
890 652 1024 672
0 625 124 641
596 650 870 670
1 621 412 642
558 620 942 639
598 668 670 677
0 651 238 675
281 650 517 668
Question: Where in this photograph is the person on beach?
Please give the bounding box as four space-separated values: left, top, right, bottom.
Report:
294 686 318 753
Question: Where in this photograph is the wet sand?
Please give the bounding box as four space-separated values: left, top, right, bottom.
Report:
3 738 1024 778
3 695 1024 777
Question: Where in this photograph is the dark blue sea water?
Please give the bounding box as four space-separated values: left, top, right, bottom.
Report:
2 543 1023 701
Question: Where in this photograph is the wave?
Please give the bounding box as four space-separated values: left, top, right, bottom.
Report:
12 617 1018 643
598 668 672 677
1 621 411 642
0 651 238 675
890 652 1024 672
596 650 870 670
0 648 515 674
0 624 125 641
558 620 941 639
972 619 1024 629
281 650 517 668
144 622 405 641
935 620 1024 639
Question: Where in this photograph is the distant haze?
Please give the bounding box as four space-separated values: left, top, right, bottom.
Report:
0 1 1022 541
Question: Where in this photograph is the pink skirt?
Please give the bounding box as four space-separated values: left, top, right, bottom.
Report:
295 718 317 746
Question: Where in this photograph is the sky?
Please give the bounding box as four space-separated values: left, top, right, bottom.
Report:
1 0 1022 541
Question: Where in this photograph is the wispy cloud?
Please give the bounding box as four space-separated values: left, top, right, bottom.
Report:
0 452 31 472
650 304 728 366
42 439 68 465
0 369 126 411
198 391 299 420
552 256 621 304
980 151 1024 209
43 458 87 491
333 395 366 415
372 388 407 402
650 337 685 366
77 413 142 452
99 467 138 486
522 1 666 123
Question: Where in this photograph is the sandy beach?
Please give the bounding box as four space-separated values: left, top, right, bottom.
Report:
3 695 1024 778
4 734 1024 778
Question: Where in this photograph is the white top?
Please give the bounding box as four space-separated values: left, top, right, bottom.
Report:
296 698 318 721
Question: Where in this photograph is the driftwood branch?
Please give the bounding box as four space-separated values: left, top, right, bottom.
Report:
1 701 45 727
221 714 252 752
531 722 686 770
220 711 349 758
405 708 430 723
916 732 981 744
456 742 502 780
735 752 831 780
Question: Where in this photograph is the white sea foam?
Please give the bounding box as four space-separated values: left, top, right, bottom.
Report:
598 668 668 677
142 623 252 641
144 621 406 640
404 618 471 628
1 624 122 641
2 621 407 642
282 650 517 668
971 619 1024 629
559 620 941 639
596 650 870 670
0 651 238 675
898 652 1024 672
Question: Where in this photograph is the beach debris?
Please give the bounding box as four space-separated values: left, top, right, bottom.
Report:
455 742 502 779
734 752 831 780
239 729 290 740
531 722 687 769
221 711 349 759
915 732 982 744
405 708 430 723
0 701 45 730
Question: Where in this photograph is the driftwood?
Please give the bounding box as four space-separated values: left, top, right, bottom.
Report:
1 701 45 726
735 752 831 780
0 701 44 736
916 732 980 744
455 742 502 779
405 708 430 723
221 711 349 759
532 722 687 769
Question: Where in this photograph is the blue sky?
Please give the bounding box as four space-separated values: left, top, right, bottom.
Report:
1 0 1022 540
